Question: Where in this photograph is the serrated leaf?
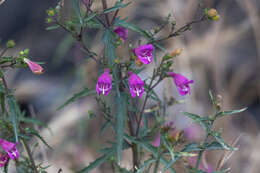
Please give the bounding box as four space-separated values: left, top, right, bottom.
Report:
7 96 19 142
76 152 112 173
116 94 127 165
205 141 228 150
183 112 210 132
73 0 83 25
46 25 60 31
103 2 131 14
57 88 96 110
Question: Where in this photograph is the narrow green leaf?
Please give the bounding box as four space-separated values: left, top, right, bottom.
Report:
182 143 202 152
103 2 131 14
73 0 83 25
76 152 112 173
57 88 96 110
46 25 60 31
183 112 210 132
102 29 116 65
212 131 237 151
7 96 19 142
116 94 126 165
84 12 97 23
162 134 175 160
31 132 52 149
136 158 156 173
216 107 247 118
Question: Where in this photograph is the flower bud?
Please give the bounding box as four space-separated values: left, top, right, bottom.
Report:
114 58 120 64
208 9 217 18
23 49 29 55
6 40 15 48
47 9 55 17
212 15 220 21
170 48 182 57
135 58 143 67
46 18 53 23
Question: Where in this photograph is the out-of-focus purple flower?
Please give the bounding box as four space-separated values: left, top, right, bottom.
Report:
168 72 194 96
0 139 19 160
128 72 144 98
184 124 201 141
134 44 154 64
188 155 213 173
114 26 128 41
96 69 112 96
24 58 44 75
0 153 9 167
152 132 161 147
82 0 90 7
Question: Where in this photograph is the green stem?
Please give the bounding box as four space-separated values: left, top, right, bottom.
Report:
153 146 162 173
22 139 38 173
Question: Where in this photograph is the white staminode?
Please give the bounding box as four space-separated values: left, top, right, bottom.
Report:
133 87 142 96
99 84 110 95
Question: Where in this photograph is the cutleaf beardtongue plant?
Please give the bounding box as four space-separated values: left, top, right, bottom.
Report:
96 69 112 96
0 139 19 160
134 44 154 64
23 58 44 74
168 72 194 96
128 72 144 98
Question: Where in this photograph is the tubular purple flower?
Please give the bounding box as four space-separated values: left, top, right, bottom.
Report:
24 58 43 75
0 139 19 160
128 72 144 98
114 26 128 41
152 132 160 147
0 153 9 167
134 44 154 64
96 69 112 96
168 72 194 96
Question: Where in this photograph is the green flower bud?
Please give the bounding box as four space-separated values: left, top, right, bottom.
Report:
6 40 15 48
23 49 29 55
46 18 53 23
47 9 55 17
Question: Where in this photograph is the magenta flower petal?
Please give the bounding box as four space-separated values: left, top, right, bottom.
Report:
128 72 144 98
0 153 9 167
96 69 112 96
0 139 19 160
24 58 43 75
134 44 154 64
168 72 194 96
152 132 161 147
114 26 128 41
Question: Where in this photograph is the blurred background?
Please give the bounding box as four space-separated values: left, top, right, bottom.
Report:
0 0 259 172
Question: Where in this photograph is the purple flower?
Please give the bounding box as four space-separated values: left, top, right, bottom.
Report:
152 132 160 147
96 69 112 96
134 44 154 64
82 0 90 7
0 139 19 160
128 72 144 98
24 58 44 75
114 26 128 41
168 72 194 96
0 153 9 167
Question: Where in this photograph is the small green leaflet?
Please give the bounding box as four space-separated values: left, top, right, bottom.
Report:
57 88 96 110
103 2 131 14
